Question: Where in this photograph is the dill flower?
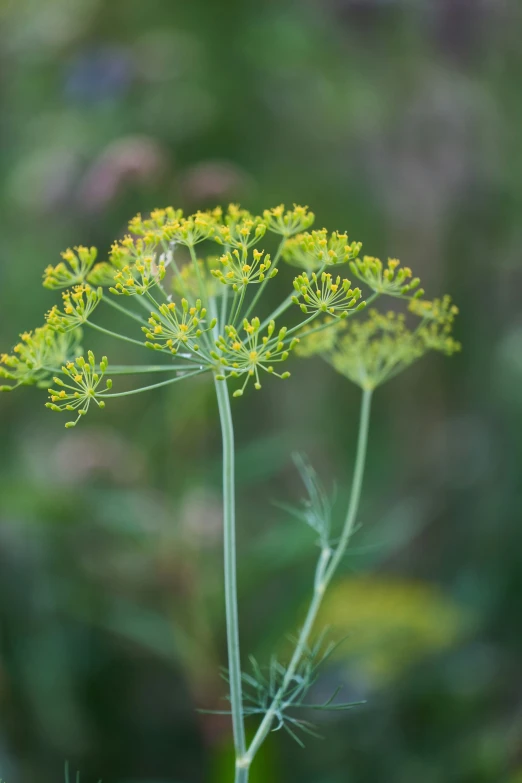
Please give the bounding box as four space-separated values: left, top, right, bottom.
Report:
143 298 216 355
167 212 216 247
263 204 315 237
43 246 98 290
110 256 166 296
292 271 364 318
46 351 112 428
408 294 459 324
211 248 276 291
213 318 298 396
109 235 149 269
46 285 103 331
322 308 460 390
328 310 424 390
212 215 267 249
283 229 362 272
417 320 461 355
349 256 424 298
128 207 183 239
0 326 82 390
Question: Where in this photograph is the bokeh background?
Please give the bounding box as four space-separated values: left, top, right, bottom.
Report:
1 1 522 781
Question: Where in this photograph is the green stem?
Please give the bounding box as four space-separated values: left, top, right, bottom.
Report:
244 237 286 320
324 387 372 581
99 367 207 397
85 320 149 349
259 292 294 330
243 387 373 771
234 767 249 783
282 312 317 339
230 288 246 328
220 287 229 331
103 295 147 325
213 376 247 776
100 364 197 375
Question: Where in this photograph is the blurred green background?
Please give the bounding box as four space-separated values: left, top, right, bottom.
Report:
1 1 522 781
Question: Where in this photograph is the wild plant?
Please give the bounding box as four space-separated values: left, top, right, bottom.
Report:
0 205 459 781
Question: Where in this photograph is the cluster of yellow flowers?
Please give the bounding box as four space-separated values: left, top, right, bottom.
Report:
0 202 460 425
298 303 460 392
213 318 297 397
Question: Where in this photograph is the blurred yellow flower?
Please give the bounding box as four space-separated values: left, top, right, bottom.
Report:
318 576 471 686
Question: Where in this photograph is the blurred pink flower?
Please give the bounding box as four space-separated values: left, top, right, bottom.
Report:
77 135 169 211
179 160 254 206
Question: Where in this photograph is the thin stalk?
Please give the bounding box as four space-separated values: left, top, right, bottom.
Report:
85 320 150 349
260 261 330 330
228 291 240 326
213 376 247 779
230 288 246 329
220 287 229 331
187 245 216 354
282 312 317 340
135 293 158 315
102 296 147 325
324 387 372 581
101 364 198 374
208 296 220 344
188 244 207 302
244 237 286 320
145 290 163 312
99 367 207 397
243 387 373 770
44 364 197 376
259 293 294 330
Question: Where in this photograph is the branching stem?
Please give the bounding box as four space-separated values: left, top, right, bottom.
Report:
243 387 373 772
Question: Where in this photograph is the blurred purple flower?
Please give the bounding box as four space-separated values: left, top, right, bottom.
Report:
64 45 133 103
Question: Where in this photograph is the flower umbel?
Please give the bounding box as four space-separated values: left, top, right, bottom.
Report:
349 256 424 298
110 256 166 296
283 229 362 272
323 309 460 390
128 207 183 239
0 326 82 390
43 246 98 290
292 271 364 318
263 205 315 237
143 298 216 355
212 248 276 291
46 351 112 428
167 212 216 247
46 286 103 331
213 318 297 396
212 214 267 249
408 295 459 324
